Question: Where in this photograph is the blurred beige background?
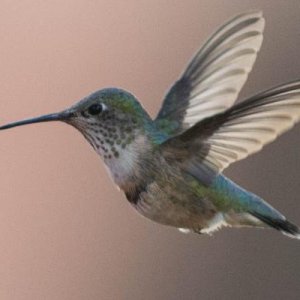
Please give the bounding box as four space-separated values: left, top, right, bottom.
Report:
0 1 300 299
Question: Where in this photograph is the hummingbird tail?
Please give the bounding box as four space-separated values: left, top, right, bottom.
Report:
250 212 300 240
214 175 300 239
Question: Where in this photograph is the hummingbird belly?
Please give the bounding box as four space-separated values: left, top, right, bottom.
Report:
132 174 218 232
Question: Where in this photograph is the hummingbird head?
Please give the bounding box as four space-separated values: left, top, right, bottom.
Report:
65 88 153 159
0 88 155 186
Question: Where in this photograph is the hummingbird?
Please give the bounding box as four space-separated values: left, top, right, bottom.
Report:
1 11 300 239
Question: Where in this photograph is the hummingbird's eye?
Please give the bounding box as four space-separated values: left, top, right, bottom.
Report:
88 103 103 115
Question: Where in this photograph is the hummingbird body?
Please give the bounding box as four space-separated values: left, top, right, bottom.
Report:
1 11 300 239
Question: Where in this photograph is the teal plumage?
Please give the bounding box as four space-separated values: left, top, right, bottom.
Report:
1 11 300 239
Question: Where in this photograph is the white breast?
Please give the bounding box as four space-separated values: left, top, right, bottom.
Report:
102 134 149 188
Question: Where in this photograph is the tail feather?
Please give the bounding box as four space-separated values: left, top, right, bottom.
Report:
213 175 300 240
251 212 300 240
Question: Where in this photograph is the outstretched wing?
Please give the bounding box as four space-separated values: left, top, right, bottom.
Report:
155 11 265 136
161 81 300 184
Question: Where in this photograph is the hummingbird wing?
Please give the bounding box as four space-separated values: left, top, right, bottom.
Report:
161 81 300 183
155 11 264 136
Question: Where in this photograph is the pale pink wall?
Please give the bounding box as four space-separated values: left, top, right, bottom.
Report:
0 1 299 299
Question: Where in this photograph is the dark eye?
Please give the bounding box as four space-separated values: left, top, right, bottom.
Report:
88 103 103 115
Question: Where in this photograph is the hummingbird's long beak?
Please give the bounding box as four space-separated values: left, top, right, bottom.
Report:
0 111 73 130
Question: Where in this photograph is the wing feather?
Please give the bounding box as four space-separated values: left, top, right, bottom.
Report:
156 11 265 136
162 81 300 182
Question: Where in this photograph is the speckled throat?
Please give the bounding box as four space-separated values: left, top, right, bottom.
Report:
72 109 152 187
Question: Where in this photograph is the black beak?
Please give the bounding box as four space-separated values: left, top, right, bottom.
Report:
0 111 73 130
